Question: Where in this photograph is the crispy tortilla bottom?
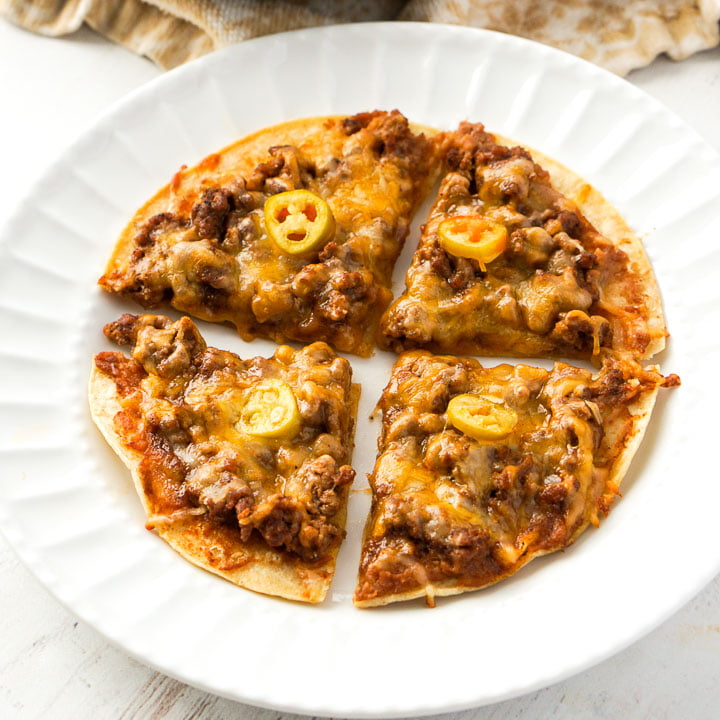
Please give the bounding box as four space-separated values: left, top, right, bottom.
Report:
89 366 355 604
354 378 661 608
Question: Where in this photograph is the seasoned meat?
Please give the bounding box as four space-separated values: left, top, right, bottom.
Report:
191 188 233 239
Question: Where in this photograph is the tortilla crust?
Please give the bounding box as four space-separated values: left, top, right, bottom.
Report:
354 356 665 609
89 362 358 605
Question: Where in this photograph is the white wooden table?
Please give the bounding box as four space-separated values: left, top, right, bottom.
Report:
1 18 719 719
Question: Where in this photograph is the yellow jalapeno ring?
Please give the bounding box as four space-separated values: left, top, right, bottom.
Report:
264 189 335 255
447 394 518 440
236 379 301 439
437 215 508 269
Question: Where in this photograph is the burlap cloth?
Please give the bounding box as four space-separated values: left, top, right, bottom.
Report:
2 0 719 75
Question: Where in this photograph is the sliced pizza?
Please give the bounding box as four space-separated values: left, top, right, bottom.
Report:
90 314 359 603
380 122 667 360
99 111 439 357
354 350 678 607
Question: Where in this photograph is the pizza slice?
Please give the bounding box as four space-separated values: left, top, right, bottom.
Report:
354 350 678 607
380 122 667 360
99 111 439 357
89 314 359 603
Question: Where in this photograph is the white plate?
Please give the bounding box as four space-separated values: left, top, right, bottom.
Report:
1 23 719 718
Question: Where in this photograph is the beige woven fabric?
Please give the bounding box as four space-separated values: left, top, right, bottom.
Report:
401 0 720 76
1 0 718 74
